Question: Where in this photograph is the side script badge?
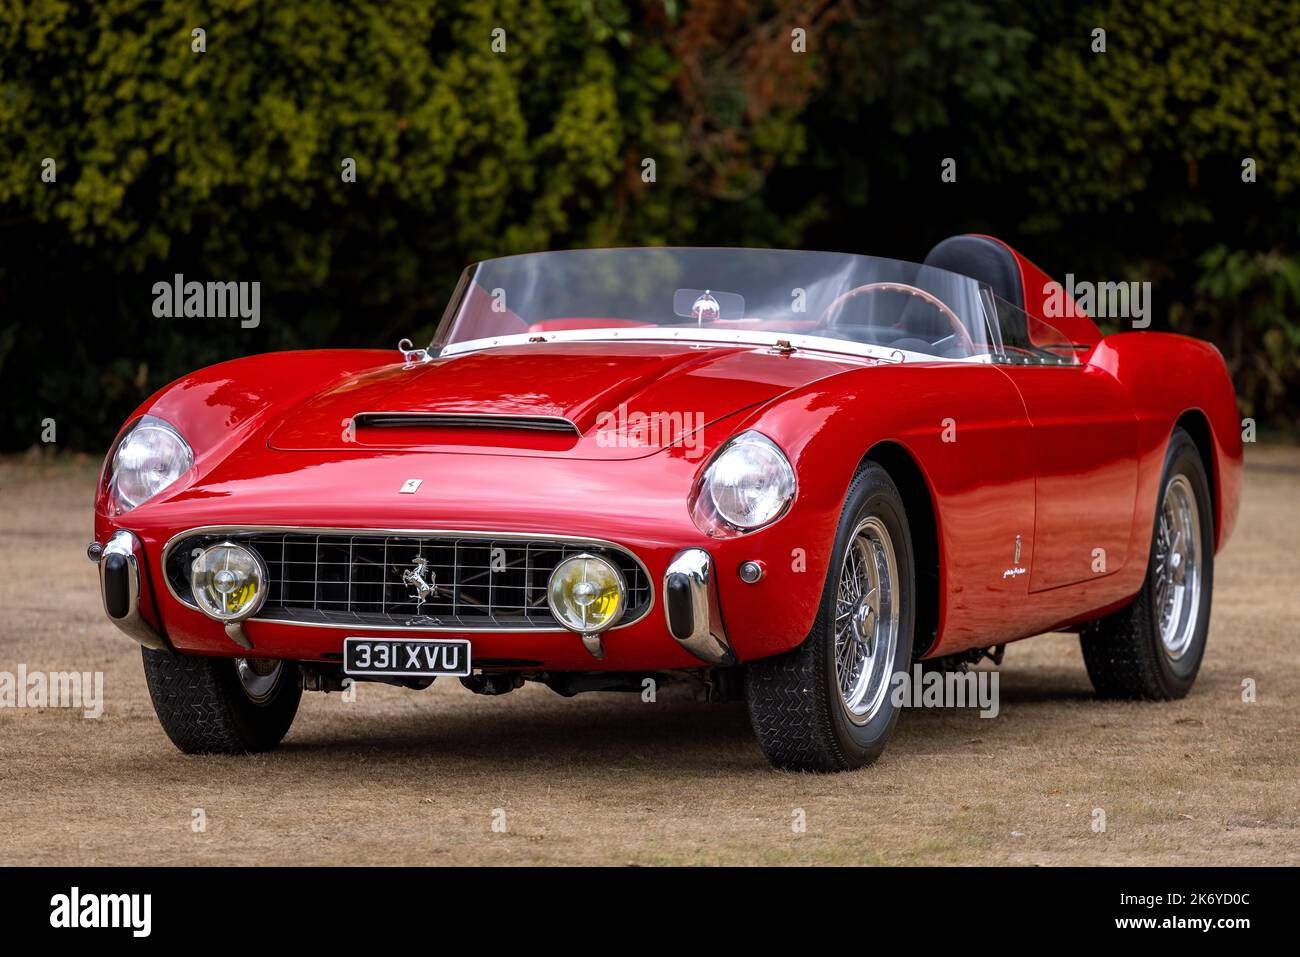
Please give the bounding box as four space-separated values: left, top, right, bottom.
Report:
399 478 423 494
1002 533 1026 580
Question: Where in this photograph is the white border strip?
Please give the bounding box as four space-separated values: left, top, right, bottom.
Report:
436 327 994 365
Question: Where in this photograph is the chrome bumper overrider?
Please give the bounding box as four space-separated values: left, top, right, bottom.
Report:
663 549 735 666
97 530 168 650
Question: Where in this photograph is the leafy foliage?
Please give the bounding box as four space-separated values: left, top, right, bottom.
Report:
1174 248 1300 419
1 0 1297 450
0 0 692 447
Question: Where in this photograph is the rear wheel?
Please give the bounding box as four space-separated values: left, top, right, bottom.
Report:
745 463 915 771
141 648 302 754
1080 428 1214 699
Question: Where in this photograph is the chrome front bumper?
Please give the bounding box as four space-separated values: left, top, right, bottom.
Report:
95 530 734 666
95 530 168 650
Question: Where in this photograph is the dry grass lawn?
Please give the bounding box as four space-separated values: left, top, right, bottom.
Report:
0 448 1297 865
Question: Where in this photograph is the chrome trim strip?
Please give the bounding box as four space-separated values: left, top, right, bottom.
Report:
241 620 569 634
663 548 735 666
99 530 168 651
438 327 998 366
160 525 655 634
353 411 580 434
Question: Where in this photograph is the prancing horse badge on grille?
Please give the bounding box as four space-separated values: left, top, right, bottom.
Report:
402 556 435 610
399 478 422 493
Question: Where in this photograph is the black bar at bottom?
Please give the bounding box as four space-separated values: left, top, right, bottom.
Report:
0 866 1280 943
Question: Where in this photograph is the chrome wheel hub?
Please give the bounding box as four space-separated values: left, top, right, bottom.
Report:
235 658 283 703
834 516 900 725
1153 474 1201 660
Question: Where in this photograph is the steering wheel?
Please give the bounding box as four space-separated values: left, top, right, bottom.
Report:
817 281 976 356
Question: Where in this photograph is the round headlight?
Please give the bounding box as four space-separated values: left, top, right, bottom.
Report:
191 542 267 622
111 415 193 510
703 431 795 530
547 553 627 635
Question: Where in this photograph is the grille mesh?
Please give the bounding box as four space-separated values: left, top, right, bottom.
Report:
170 532 651 630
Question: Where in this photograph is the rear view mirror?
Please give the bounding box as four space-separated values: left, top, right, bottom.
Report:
673 288 746 321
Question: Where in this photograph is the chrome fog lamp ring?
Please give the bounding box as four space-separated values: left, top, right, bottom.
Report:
547 553 628 658
190 541 268 623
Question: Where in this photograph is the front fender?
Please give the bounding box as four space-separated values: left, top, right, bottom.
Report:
710 360 1036 660
94 349 393 539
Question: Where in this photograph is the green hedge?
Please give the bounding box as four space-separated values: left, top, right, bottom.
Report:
2 0 1296 450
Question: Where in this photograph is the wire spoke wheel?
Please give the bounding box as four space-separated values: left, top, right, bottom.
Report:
833 516 899 725
1154 474 1202 660
745 462 915 770
1078 429 1214 702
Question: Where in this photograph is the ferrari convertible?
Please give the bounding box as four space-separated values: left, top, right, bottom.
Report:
92 235 1242 770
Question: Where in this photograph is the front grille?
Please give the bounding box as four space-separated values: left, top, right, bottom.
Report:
166 531 651 630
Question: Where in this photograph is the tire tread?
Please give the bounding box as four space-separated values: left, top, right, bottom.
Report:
1079 428 1213 700
745 463 912 772
141 648 299 754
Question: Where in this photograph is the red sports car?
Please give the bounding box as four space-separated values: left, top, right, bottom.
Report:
92 236 1242 770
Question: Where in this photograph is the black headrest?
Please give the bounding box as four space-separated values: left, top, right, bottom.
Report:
922 235 1023 308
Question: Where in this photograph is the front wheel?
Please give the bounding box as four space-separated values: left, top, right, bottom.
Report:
141 648 302 754
1080 427 1214 699
745 462 916 772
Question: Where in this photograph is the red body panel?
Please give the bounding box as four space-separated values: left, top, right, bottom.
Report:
266 343 858 456
973 234 1104 349
996 361 1138 592
96 247 1243 672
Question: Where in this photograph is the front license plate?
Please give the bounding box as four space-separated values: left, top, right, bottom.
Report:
343 637 472 678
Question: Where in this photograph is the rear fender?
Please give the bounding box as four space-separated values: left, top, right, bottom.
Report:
1087 334 1242 554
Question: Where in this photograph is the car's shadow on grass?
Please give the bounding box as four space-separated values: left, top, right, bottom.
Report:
278 695 766 772
109 666 1105 777
281 665 1097 766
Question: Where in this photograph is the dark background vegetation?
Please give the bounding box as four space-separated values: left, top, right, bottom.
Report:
2 0 1297 451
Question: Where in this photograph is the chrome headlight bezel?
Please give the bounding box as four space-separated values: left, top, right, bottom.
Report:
691 430 796 535
108 414 194 513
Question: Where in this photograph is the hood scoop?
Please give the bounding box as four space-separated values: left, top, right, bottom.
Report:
354 412 580 434
267 340 860 458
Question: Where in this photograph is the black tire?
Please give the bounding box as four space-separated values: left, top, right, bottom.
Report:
141 648 302 754
745 462 916 772
1080 428 1214 699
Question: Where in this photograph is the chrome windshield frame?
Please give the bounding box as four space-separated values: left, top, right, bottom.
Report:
436 326 998 364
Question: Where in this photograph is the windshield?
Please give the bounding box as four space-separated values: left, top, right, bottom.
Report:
432 247 1078 365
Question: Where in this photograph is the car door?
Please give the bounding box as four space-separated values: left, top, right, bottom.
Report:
893 361 1039 657
996 360 1139 592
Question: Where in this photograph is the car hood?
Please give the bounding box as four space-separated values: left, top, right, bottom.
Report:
267 341 860 459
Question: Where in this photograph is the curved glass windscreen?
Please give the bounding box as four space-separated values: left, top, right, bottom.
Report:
983 292 1084 365
432 247 1078 364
